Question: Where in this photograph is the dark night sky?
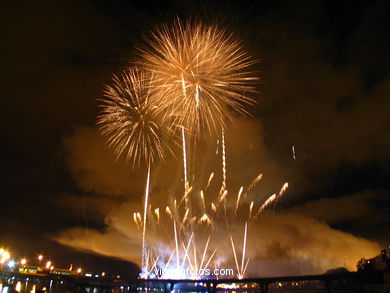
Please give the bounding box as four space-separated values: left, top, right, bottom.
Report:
1 0 390 277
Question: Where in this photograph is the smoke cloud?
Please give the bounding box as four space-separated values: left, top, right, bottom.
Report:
56 116 381 276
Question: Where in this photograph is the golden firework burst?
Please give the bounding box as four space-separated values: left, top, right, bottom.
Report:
98 68 171 166
139 20 258 137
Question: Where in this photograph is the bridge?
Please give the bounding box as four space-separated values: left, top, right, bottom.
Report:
134 271 385 293
0 270 385 293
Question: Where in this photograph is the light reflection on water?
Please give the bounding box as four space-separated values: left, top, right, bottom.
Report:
0 281 333 293
126 284 336 293
0 281 128 293
136 290 326 293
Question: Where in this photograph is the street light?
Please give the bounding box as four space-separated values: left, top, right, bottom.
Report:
20 258 27 266
45 261 51 269
77 268 82 274
37 254 43 269
0 251 10 264
7 260 15 268
0 249 8 271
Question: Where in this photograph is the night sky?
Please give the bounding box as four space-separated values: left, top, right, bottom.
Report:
1 0 390 278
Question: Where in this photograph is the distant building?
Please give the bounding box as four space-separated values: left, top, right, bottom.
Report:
19 265 38 274
357 246 390 271
51 268 72 276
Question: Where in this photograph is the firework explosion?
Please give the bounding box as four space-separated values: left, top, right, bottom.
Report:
98 20 284 280
134 145 289 279
98 68 170 166
139 20 258 137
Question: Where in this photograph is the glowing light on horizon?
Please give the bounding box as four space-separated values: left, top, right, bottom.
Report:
0 251 10 264
45 261 51 269
7 260 15 268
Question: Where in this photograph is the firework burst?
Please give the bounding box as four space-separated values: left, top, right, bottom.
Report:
139 20 258 137
97 19 277 280
98 68 175 272
98 68 171 166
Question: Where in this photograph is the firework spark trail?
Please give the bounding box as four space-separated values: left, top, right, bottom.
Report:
221 130 227 193
246 173 263 196
182 208 190 225
192 241 197 271
174 221 179 270
199 236 210 271
179 186 193 207
230 235 240 278
148 204 152 221
235 186 244 214
195 84 200 107
229 222 249 279
205 172 214 190
148 255 160 277
255 182 289 217
180 233 194 269
198 214 212 226
216 133 228 214
255 194 276 217
142 163 151 273
274 182 289 206
200 190 205 212
154 208 160 223
181 126 193 215
243 258 250 278
165 206 173 219
181 74 187 102
241 222 248 276
292 145 296 160
189 216 197 225
163 249 176 271
279 182 289 197
174 199 178 216
182 243 194 270
218 190 228 204
249 201 254 219
133 213 140 229
182 126 188 187
211 202 217 213
145 250 150 277
203 248 217 272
